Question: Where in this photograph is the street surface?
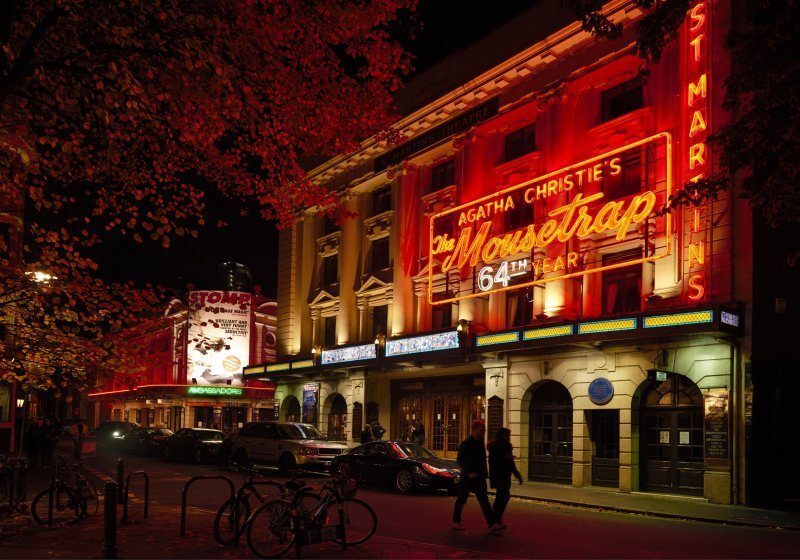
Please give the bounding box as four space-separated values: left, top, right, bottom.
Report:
4 444 800 559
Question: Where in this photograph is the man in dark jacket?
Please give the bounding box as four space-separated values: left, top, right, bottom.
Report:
452 421 501 532
488 427 523 527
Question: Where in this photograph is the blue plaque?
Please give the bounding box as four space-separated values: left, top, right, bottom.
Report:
588 378 614 405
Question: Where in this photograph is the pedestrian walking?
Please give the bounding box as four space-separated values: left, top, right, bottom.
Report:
488 427 523 528
412 419 425 446
360 423 374 444
42 417 59 466
452 420 502 533
371 420 386 440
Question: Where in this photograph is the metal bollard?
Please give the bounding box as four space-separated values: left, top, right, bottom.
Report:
103 482 118 559
48 474 55 525
116 458 124 502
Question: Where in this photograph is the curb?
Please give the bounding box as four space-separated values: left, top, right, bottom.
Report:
492 490 800 531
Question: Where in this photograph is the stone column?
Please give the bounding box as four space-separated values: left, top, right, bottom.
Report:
338 196 361 344
392 169 419 336
572 410 590 487
619 407 633 492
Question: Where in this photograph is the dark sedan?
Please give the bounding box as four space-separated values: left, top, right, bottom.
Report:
95 421 138 448
163 428 224 464
332 440 461 494
124 427 173 455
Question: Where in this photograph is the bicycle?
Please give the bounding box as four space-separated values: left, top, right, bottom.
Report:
246 466 376 558
212 466 287 545
31 456 97 525
0 455 29 519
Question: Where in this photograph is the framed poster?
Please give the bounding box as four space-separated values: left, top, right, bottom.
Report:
704 389 729 459
302 383 320 425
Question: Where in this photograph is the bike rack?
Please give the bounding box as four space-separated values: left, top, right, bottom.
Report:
229 480 286 546
122 470 149 525
180 475 235 537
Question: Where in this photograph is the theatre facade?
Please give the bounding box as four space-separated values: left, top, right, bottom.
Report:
245 0 750 504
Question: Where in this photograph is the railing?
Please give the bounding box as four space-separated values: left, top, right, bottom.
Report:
180 475 235 537
122 471 149 524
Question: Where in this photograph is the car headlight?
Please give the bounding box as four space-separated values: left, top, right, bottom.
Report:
421 463 456 477
299 446 319 455
112 431 120 437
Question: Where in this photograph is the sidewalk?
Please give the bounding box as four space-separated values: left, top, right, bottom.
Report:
499 482 800 530
1 501 507 559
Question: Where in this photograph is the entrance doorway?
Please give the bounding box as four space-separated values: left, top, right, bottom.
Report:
281 396 300 422
528 382 573 484
589 410 620 487
391 375 484 459
326 394 347 441
223 406 247 431
640 373 704 495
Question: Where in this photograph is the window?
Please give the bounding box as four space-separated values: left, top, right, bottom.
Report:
322 215 338 236
601 78 644 122
602 252 642 315
603 149 644 198
370 236 390 272
431 159 455 192
506 288 533 328
372 305 388 338
504 124 536 162
322 254 338 285
323 316 337 347
371 187 392 216
504 201 533 230
431 304 452 330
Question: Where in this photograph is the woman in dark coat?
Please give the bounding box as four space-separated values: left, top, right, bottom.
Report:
487 427 523 527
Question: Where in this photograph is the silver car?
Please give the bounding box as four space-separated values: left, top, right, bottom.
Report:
228 421 348 473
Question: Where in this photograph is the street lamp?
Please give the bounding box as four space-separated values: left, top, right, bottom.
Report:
24 270 56 284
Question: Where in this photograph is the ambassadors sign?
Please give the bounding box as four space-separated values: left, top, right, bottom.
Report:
428 133 672 305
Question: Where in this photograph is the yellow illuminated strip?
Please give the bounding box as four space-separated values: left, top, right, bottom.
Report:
291 359 315 370
243 365 265 375
476 331 520 347
265 363 291 373
578 318 637 334
523 324 574 340
644 310 713 328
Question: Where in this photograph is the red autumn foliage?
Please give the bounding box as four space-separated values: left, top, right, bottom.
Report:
0 0 415 389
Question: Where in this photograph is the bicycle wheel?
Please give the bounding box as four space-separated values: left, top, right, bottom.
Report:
246 499 296 559
73 473 98 517
31 486 82 526
213 497 251 546
331 498 377 546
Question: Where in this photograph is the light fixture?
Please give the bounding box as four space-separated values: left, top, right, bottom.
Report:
191 378 198 384
311 345 321 355
456 319 470 333
16 398 24 408
374 334 385 346
25 270 56 284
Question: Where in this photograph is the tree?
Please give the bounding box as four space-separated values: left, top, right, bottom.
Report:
562 0 800 229
0 0 416 389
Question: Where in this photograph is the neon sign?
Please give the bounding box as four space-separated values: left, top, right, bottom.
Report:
186 386 243 396
428 133 672 305
684 2 711 302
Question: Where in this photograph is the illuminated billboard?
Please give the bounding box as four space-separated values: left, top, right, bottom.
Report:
428 133 672 305
187 290 252 386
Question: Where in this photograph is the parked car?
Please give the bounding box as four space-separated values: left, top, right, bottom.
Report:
163 428 224 463
331 440 461 494
95 421 138 447
124 427 173 455
227 421 348 473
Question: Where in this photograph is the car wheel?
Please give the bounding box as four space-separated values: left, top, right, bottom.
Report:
395 469 414 494
194 448 205 464
278 453 296 475
232 449 249 468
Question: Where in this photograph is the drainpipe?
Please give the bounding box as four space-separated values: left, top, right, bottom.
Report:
716 336 739 504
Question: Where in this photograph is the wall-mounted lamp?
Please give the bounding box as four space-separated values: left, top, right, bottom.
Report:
456 319 470 334
311 345 321 355
16 398 25 408
374 334 386 346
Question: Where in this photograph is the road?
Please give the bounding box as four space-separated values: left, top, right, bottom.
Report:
61 446 800 559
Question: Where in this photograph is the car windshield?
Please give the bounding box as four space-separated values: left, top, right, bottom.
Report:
195 430 223 441
277 424 325 440
388 442 436 459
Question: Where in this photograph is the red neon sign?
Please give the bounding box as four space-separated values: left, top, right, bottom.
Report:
428 133 673 305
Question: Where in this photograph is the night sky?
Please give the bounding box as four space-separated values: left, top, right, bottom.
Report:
98 1 537 298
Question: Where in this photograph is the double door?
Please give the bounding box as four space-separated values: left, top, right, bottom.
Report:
529 408 573 484
641 408 704 495
430 394 462 459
